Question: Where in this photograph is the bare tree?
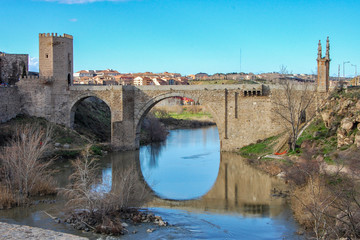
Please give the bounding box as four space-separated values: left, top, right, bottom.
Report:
0 124 55 203
60 146 101 214
60 146 151 214
272 78 315 151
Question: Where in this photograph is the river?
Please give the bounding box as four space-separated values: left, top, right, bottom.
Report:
0 126 302 239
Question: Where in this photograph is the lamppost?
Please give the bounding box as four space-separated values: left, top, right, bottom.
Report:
351 64 357 76
343 61 350 77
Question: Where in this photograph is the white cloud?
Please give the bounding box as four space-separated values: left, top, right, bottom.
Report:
43 0 132 4
29 57 39 72
69 18 78 22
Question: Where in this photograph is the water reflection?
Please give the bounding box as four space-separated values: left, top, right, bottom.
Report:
139 127 220 200
106 150 287 217
148 152 287 217
143 142 164 168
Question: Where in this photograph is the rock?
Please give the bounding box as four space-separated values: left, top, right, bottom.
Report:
355 133 360 148
63 144 70 149
121 222 128 227
276 172 286 178
313 131 321 138
337 129 347 148
321 111 332 128
343 137 354 146
132 230 138 234
340 99 353 112
54 142 61 147
158 220 168 226
340 117 354 132
356 100 360 110
147 228 155 233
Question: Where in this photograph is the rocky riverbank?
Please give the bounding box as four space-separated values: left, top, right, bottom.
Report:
0 221 87 240
64 208 168 236
237 88 360 239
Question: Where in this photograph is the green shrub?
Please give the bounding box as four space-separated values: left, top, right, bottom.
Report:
90 145 102 156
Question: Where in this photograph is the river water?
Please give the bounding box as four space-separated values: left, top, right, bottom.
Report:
0 126 302 239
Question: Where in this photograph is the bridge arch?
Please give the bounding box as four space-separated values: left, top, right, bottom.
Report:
134 91 221 149
69 93 112 130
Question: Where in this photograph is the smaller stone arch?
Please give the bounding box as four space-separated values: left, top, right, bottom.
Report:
134 92 221 149
69 93 112 129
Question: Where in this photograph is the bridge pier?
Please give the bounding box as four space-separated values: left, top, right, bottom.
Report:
112 120 137 151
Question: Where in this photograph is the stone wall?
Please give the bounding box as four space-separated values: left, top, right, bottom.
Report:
0 53 28 85
0 86 21 123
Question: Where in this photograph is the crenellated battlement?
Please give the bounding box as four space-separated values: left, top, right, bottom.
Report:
20 75 54 84
39 33 73 39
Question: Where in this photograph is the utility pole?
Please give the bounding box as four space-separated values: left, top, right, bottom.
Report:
338 64 340 81
343 61 350 77
351 64 357 76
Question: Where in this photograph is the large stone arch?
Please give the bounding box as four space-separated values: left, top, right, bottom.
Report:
69 93 112 129
133 91 222 149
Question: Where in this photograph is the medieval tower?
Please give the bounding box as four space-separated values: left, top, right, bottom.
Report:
39 33 73 87
317 37 330 92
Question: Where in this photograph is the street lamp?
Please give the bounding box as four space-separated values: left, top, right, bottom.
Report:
351 64 357 76
343 61 350 77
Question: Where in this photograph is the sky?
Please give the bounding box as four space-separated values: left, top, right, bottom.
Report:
1 0 359 76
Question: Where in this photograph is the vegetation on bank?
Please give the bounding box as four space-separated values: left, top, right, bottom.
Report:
0 118 167 235
59 146 167 235
237 88 360 239
0 124 57 209
238 135 280 159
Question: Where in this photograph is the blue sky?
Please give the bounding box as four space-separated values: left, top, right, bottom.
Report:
1 0 359 76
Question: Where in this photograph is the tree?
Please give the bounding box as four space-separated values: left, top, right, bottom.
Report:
0 123 55 203
272 76 315 151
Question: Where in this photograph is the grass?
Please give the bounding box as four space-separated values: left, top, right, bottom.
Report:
296 119 328 146
152 106 213 121
168 111 212 120
238 135 280 159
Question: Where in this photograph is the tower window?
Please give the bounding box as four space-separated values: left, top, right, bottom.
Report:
45 54 49 58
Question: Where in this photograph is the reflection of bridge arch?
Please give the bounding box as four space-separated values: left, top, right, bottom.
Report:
134 92 221 149
69 93 112 129
110 151 287 217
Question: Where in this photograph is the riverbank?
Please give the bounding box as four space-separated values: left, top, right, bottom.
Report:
236 88 360 239
0 221 87 240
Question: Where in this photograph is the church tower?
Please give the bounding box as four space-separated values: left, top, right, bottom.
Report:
39 33 73 87
317 37 330 92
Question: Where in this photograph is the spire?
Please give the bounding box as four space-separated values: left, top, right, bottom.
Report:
317 40 322 60
326 36 330 59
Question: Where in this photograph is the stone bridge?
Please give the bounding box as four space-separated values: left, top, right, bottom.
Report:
16 78 316 151
10 33 327 152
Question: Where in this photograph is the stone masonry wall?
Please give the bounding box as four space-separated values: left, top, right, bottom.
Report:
0 86 21 123
0 53 28 85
